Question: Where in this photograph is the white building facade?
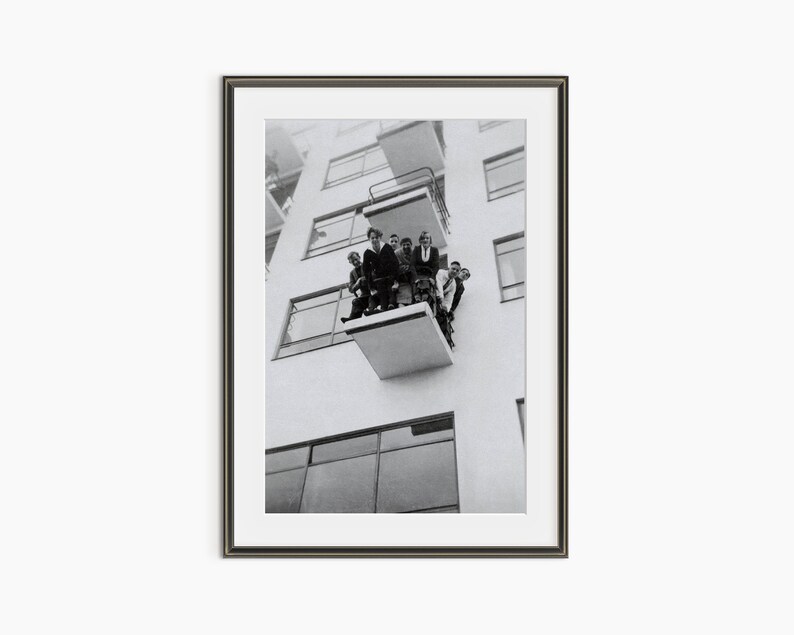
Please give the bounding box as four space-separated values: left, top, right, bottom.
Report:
264 119 527 514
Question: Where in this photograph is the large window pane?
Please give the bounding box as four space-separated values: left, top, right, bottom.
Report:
293 291 339 311
376 441 458 513
326 155 364 184
497 247 525 288
349 211 370 243
266 446 309 473
501 284 525 301
333 294 355 337
300 455 377 513
265 468 305 513
311 434 377 464
495 234 526 301
307 213 354 253
485 148 525 200
285 301 337 343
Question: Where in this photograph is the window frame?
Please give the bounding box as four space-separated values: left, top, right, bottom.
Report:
483 146 526 201
273 284 356 360
322 144 390 189
301 203 371 260
494 232 526 302
265 412 460 514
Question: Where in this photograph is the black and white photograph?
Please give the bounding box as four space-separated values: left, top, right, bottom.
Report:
264 119 528 514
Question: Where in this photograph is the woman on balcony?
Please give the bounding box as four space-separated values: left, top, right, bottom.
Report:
410 231 440 279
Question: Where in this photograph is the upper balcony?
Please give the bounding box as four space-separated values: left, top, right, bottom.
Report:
376 120 445 177
343 303 453 379
362 168 450 248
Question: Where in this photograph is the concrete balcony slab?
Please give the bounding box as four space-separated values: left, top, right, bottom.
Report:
343 303 453 379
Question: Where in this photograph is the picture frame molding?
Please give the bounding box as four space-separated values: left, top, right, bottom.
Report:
223 75 568 557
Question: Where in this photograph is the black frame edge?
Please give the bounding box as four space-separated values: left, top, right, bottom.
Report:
222 76 568 558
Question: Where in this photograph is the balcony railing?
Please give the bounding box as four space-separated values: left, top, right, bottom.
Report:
367 167 450 235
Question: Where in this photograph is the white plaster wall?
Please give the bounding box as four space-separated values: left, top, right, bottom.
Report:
265 119 527 512
2 1 794 634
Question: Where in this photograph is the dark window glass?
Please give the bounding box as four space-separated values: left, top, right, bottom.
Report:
494 234 526 301
485 147 526 200
311 434 378 464
376 441 458 513
266 446 309 473
380 420 453 452
265 468 305 513
300 455 377 513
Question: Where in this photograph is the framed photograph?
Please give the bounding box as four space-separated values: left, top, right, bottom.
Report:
223 77 568 556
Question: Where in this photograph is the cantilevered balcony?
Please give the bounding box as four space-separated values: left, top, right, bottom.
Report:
362 168 450 248
343 303 453 379
377 120 445 176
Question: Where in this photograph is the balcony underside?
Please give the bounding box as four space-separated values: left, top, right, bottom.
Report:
344 303 453 379
377 121 445 177
362 187 447 248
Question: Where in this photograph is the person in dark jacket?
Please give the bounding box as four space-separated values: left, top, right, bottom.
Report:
363 227 400 313
410 230 440 279
450 266 470 315
340 251 375 323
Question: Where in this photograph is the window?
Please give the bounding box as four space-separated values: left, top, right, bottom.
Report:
494 233 525 301
276 286 355 359
324 145 389 188
484 147 526 200
478 120 509 132
265 415 459 513
305 206 370 258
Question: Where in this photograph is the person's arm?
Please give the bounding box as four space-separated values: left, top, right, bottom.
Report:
435 269 446 303
362 251 375 294
348 269 359 295
430 247 440 278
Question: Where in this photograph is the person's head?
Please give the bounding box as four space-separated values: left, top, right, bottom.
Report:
389 234 400 250
367 227 383 249
400 237 412 255
449 261 461 278
458 268 471 282
418 231 432 247
347 251 361 268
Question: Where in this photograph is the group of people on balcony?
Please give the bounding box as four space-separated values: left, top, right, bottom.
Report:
340 227 470 331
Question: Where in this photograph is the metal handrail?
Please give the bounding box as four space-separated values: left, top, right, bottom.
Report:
367 167 451 234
